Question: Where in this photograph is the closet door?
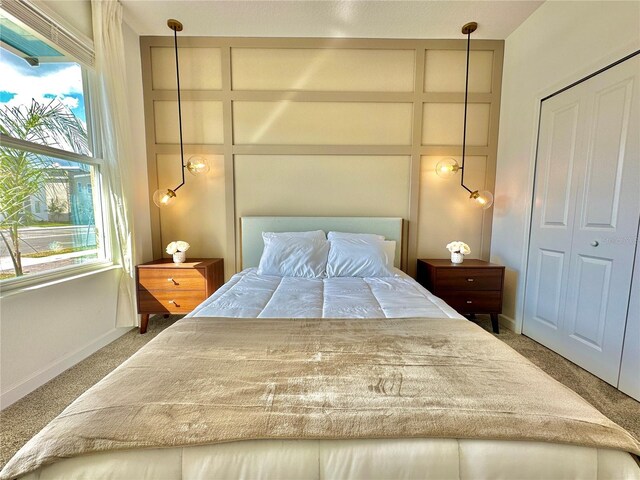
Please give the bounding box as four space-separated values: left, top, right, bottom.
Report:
524 56 640 385
523 85 584 354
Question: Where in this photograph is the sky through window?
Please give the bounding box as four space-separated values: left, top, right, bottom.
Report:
0 46 86 124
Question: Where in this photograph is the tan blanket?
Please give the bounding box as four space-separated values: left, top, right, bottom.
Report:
2 317 639 479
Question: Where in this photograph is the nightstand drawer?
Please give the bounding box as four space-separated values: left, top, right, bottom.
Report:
138 290 206 314
138 268 205 291
439 291 502 314
436 268 502 291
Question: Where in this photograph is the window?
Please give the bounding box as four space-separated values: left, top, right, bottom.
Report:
0 9 107 284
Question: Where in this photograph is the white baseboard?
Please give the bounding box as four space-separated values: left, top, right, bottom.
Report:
1 327 133 410
498 314 517 333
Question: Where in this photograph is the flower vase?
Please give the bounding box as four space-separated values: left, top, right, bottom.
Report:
451 252 464 264
173 251 186 264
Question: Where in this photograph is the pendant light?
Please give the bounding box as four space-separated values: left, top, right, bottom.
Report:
434 22 494 210
153 19 210 208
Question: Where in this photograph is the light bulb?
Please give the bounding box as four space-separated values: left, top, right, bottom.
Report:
435 158 460 179
470 190 494 210
186 155 210 175
152 188 176 207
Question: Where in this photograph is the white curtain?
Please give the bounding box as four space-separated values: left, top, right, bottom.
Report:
92 0 137 327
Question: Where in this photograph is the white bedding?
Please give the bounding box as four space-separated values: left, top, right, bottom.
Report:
188 267 462 320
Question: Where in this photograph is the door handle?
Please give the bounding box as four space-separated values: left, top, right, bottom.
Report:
590 240 599 247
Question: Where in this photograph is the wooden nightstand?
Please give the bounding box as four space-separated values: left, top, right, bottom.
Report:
417 259 505 333
135 258 224 334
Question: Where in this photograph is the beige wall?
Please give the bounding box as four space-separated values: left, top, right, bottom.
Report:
491 1 640 331
140 38 503 278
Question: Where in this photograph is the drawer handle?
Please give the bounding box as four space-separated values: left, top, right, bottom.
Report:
466 300 473 304
168 299 178 306
168 277 178 285
467 278 475 282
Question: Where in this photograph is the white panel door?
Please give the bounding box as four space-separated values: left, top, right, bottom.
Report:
524 87 584 354
524 56 640 385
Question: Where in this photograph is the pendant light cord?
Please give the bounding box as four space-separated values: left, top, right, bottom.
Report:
173 26 186 192
460 29 473 194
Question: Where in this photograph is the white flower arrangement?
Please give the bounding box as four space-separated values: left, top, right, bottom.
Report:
446 241 471 255
166 241 190 255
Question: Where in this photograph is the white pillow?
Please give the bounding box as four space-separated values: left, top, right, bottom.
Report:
382 240 397 267
327 231 385 242
263 230 326 240
326 238 396 278
258 235 329 278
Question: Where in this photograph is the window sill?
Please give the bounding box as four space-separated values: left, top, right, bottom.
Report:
0 262 119 299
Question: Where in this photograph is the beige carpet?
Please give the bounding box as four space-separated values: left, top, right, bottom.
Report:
1 315 639 469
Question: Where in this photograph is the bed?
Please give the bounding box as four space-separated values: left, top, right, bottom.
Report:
2 216 639 480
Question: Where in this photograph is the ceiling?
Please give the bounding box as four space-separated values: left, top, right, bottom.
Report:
121 0 544 39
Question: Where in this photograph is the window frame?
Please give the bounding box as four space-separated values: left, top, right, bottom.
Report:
0 20 113 291
0 133 113 292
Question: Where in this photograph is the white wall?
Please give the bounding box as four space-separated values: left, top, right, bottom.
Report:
618 227 640 399
491 0 640 332
123 21 153 264
0 268 128 408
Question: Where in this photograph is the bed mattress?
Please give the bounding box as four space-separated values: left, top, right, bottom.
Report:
188 268 462 319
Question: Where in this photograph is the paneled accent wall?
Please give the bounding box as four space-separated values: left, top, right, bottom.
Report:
141 37 503 279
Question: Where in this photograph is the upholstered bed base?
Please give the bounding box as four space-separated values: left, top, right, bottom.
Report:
18 439 640 480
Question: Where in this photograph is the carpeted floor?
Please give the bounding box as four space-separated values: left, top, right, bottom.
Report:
1 314 639 469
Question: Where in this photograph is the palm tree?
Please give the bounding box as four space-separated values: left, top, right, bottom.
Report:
0 99 89 276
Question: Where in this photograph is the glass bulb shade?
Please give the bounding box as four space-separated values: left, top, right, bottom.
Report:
435 158 460 179
186 155 210 175
153 188 177 207
470 190 494 210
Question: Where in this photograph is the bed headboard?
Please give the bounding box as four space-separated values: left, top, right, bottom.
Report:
240 216 403 270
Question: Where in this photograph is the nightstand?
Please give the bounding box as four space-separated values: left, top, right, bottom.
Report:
135 258 224 334
417 259 505 333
